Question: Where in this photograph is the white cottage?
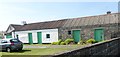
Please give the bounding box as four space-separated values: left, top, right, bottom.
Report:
6 20 67 44
6 13 119 44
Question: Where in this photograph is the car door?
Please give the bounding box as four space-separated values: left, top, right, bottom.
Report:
0 40 9 50
0 40 3 51
10 39 23 48
0 40 10 50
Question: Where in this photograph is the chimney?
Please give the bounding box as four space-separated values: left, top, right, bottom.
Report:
22 21 27 25
107 11 111 14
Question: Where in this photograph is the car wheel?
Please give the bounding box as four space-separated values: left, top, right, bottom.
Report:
6 48 11 52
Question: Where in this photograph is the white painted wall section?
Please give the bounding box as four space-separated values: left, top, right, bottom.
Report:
14 29 58 43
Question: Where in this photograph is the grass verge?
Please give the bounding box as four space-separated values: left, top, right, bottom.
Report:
1 44 88 57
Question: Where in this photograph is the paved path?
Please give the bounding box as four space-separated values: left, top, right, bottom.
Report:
23 45 79 49
23 45 47 48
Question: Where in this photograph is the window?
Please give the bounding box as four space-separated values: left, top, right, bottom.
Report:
1 40 8 43
68 31 71 35
46 34 50 38
10 39 20 43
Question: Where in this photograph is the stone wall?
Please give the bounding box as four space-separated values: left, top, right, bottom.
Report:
53 37 120 57
58 23 119 41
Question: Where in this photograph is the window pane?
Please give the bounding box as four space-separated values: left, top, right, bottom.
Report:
46 34 50 38
1 40 8 43
10 39 19 43
68 31 71 35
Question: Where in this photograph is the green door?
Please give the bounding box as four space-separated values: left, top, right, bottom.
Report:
72 30 81 42
37 32 42 44
28 33 33 44
94 29 104 42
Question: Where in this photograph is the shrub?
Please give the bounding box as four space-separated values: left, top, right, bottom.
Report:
51 39 62 45
78 40 86 45
57 39 62 45
60 42 66 45
64 38 74 45
86 39 96 44
51 42 58 45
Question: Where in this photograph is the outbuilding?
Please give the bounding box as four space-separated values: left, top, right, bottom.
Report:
6 12 119 44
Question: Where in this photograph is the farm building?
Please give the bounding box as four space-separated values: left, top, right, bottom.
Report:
5 12 119 44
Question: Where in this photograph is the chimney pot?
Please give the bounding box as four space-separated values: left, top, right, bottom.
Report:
107 11 111 14
22 21 27 25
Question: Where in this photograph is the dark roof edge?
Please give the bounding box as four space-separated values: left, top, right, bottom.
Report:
14 28 58 31
67 12 118 20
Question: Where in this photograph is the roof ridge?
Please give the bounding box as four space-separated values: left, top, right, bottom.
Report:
10 24 22 26
68 12 118 20
26 19 68 25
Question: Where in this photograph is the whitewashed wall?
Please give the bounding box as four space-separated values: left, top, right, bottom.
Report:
13 29 58 43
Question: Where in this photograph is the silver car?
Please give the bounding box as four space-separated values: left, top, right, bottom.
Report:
0 38 23 52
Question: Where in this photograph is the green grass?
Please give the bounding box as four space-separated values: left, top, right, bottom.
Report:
0 44 88 57
1 48 74 55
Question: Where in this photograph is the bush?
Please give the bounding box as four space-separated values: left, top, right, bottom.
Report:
86 39 96 44
51 39 62 45
60 42 66 45
57 39 62 45
51 42 58 45
78 40 86 45
64 38 74 45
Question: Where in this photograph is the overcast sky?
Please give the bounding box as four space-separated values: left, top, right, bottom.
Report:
0 0 119 31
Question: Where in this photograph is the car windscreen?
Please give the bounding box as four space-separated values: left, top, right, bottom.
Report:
10 39 20 43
